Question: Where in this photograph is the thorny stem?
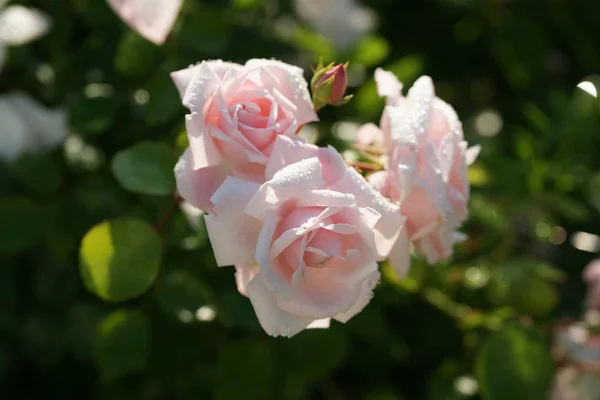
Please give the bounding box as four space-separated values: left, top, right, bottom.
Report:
154 195 183 232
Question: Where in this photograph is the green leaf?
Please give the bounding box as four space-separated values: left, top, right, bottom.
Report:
587 172 600 213
292 27 335 62
216 341 273 400
278 327 348 386
111 142 176 196
10 154 62 193
232 0 264 9
69 96 118 135
116 31 163 77
79 218 162 302
154 270 212 318
218 292 262 331
476 323 553 400
95 309 149 382
144 74 182 126
384 55 424 85
354 79 385 119
0 196 46 253
518 277 558 317
178 4 231 56
352 36 391 67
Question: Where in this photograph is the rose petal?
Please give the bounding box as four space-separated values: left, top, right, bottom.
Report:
265 135 316 178
210 176 260 213
185 112 223 170
583 260 600 283
174 149 227 213
181 60 244 111
387 228 411 279
453 231 467 243
258 219 375 321
266 136 350 186
294 189 355 209
235 264 259 297
356 123 385 148
209 123 267 166
413 226 454 264
465 145 481 166
586 283 600 309
306 318 331 330
179 201 203 230
375 68 403 104
403 141 448 239
107 0 182 45
437 133 455 183
330 166 403 260
276 267 363 319
244 59 319 126
385 106 419 199
246 157 326 220
290 234 310 287
171 66 197 99
171 61 244 99
334 269 380 323
204 176 262 266
367 171 390 197
406 76 435 138
246 272 314 338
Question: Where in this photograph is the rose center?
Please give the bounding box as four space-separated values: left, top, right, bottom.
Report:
281 207 344 271
303 229 342 267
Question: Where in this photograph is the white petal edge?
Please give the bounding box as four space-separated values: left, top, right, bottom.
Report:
465 144 481 166
246 272 314 338
306 318 331 330
375 68 403 103
106 0 182 45
204 177 262 266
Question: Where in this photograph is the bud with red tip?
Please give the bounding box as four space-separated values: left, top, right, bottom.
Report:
311 60 352 111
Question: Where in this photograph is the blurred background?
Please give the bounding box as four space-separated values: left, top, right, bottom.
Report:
1 0 600 399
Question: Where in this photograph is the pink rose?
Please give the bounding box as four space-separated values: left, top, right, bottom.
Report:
171 59 319 213
583 259 600 309
357 69 479 267
107 0 183 45
203 135 404 337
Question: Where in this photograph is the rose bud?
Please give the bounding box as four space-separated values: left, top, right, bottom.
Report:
311 61 352 110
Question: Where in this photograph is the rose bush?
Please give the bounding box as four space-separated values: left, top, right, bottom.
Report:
200 135 405 337
171 59 318 213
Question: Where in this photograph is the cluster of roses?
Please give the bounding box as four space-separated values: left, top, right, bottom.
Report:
170 59 479 337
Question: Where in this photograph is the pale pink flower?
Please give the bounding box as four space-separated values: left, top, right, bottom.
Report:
293 0 376 50
356 69 480 268
171 59 318 213
203 135 404 337
106 0 182 45
583 259 600 309
0 92 68 163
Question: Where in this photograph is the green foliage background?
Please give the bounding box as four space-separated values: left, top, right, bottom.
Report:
1 0 600 399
